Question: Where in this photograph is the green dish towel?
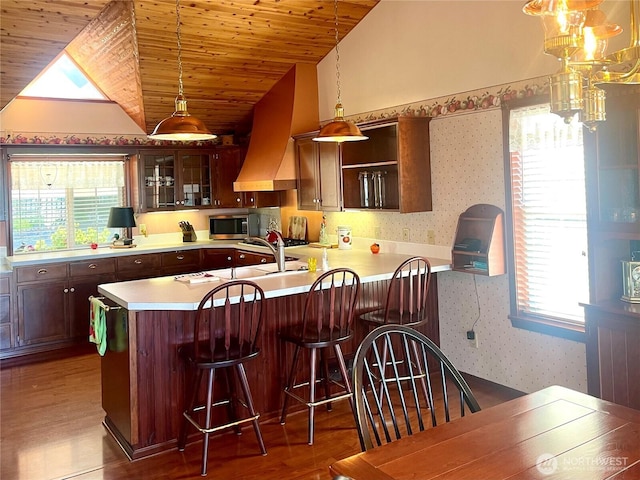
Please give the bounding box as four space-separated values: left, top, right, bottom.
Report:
89 296 107 356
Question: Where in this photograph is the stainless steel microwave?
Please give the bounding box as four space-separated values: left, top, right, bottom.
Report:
209 214 259 240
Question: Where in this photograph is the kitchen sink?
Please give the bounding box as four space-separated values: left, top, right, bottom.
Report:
216 261 309 280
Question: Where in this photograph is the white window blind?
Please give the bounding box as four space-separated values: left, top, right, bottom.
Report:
9 157 127 252
508 105 589 324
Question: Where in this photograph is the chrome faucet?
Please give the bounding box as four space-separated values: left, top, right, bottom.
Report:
246 231 286 272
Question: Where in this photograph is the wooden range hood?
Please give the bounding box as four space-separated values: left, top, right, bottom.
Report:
233 63 319 192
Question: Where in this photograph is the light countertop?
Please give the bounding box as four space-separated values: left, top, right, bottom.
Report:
98 247 451 311
4 239 233 268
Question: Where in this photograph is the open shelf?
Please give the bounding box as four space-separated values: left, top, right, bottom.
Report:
451 204 506 276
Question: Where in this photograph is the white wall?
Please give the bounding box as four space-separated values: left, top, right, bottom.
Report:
1 98 146 137
315 0 636 393
318 0 631 120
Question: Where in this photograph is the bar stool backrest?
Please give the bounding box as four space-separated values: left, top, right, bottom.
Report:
192 280 265 364
383 256 432 326
300 268 361 343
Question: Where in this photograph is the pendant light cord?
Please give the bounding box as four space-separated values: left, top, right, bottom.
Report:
333 0 341 105
175 0 184 97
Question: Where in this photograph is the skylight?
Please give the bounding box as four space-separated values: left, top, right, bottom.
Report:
20 53 107 101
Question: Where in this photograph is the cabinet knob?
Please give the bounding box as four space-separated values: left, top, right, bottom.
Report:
236 197 241 203
250 197 254 203
260 258 267 263
37 268 48 275
64 288 69 293
134 259 143 264
88 263 97 269
177 255 185 260
239 254 245 259
70 287 75 293
227 256 232 261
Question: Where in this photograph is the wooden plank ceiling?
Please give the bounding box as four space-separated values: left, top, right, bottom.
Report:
0 0 379 136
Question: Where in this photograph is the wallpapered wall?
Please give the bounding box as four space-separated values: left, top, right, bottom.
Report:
326 108 587 395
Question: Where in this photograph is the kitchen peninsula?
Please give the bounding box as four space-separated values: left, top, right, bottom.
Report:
95 245 450 459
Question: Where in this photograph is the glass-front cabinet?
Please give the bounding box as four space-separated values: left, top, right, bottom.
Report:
594 104 639 235
140 150 212 211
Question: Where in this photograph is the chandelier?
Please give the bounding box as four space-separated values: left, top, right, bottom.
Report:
524 0 640 130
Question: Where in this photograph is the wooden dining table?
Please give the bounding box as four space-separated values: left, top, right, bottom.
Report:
330 385 640 479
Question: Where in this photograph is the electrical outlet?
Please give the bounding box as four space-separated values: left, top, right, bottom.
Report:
466 330 479 349
402 228 410 242
427 230 435 244
374 225 381 238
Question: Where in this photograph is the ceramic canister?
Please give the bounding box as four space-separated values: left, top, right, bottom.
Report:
337 225 352 250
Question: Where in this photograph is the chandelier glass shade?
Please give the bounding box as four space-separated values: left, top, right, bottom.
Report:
313 0 367 143
524 0 640 130
148 0 216 141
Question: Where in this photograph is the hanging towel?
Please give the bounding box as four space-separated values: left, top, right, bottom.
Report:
113 308 128 353
89 296 108 356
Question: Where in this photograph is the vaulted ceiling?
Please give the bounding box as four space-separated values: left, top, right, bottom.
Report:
1 0 379 135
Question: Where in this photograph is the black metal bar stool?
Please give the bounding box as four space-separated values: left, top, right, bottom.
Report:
278 267 361 445
178 280 267 476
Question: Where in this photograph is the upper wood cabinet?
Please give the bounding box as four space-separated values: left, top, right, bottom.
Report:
215 146 281 209
138 146 280 211
212 146 244 208
341 116 432 213
294 132 342 211
139 149 213 211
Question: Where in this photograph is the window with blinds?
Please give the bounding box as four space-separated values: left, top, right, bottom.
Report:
506 104 589 331
9 157 127 253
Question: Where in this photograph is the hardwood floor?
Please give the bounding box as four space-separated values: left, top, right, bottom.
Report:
1 353 522 480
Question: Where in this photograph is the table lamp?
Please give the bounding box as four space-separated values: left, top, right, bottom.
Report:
107 207 136 246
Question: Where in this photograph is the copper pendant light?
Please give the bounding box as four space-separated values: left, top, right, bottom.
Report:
149 0 216 141
313 0 367 143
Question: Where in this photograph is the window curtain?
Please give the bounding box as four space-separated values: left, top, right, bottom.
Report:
10 159 126 189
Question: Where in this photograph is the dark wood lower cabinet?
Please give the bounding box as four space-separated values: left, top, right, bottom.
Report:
0 275 12 351
100 275 440 459
17 280 69 346
584 300 640 410
7 259 117 360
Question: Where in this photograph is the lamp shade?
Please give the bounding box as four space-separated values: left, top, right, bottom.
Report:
107 207 136 228
148 95 217 141
313 104 368 143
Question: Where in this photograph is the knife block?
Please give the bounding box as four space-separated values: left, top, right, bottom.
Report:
182 230 197 242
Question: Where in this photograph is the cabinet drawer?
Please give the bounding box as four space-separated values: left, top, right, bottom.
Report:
16 263 68 283
0 276 9 294
69 258 116 277
116 254 162 281
116 254 161 271
161 250 200 268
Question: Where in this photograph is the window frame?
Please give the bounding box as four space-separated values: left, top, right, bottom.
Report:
3 146 136 256
501 97 587 343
